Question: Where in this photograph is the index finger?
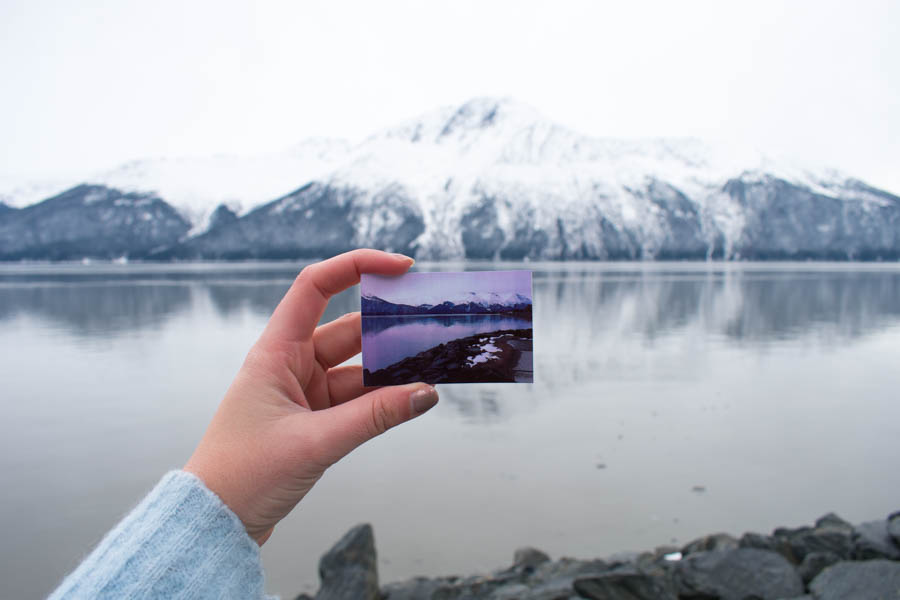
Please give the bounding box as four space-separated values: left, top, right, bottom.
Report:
262 249 414 344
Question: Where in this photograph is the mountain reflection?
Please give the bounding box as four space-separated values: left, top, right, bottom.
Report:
2 264 900 420
0 284 192 338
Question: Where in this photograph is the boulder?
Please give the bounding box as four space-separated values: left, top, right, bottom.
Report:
530 557 609 582
681 532 739 556
888 511 900 546
573 572 676 600
814 512 853 532
852 520 900 560
316 524 379 600
513 547 551 570
739 532 777 551
784 527 854 562
771 522 853 563
809 559 900 600
382 576 453 600
490 580 576 600
428 572 523 600
674 548 803 600
797 551 840 584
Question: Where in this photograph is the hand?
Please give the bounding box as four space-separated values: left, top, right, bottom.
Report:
184 249 439 544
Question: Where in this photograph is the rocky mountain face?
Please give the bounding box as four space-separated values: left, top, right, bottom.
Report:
0 184 190 260
2 98 899 261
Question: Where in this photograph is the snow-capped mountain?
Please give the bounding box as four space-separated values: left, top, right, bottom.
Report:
361 291 532 316
2 97 899 261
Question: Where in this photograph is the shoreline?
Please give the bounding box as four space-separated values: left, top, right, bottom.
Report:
298 510 900 600
363 328 533 385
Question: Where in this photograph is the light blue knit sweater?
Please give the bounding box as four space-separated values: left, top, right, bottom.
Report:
49 470 275 599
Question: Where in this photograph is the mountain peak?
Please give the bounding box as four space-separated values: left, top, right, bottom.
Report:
377 97 548 145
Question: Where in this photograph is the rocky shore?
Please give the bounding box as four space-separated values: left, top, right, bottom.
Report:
363 328 533 385
297 510 900 600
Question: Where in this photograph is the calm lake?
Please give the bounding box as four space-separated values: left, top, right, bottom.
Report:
1 261 899 599
362 314 533 371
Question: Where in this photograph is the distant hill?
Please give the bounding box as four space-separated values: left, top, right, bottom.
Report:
2 98 899 261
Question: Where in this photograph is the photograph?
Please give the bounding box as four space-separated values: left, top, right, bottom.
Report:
361 270 533 384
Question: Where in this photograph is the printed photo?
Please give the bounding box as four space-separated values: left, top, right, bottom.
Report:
361 270 533 385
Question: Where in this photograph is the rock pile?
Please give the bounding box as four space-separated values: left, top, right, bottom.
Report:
297 511 900 599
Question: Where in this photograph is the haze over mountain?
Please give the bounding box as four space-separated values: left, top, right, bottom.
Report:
2 98 899 261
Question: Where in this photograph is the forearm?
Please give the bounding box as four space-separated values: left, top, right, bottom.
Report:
49 470 274 599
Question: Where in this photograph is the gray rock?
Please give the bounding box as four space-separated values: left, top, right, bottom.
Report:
531 557 609 582
782 526 854 563
573 572 676 600
430 573 524 600
488 584 530 600
814 512 852 532
604 551 642 566
797 551 840 584
674 548 803 600
316 523 379 600
513 547 551 570
809 559 900 600
681 532 739 556
489 580 575 600
739 532 777 552
888 511 900 546
382 576 449 600
852 519 900 560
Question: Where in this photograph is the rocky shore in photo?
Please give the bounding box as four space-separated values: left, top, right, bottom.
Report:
297 510 900 600
363 328 533 385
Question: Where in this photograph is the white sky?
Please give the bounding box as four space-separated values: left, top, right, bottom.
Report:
1 0 898 192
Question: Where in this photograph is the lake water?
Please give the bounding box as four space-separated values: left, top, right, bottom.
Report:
362 314 533 371
1 261 899 599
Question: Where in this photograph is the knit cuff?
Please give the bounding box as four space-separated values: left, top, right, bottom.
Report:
49 470 271 599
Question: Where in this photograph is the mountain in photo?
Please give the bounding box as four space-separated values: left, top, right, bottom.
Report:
362 291 532 316
2 98 900 261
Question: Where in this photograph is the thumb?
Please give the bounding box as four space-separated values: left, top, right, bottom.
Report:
310 383 439 465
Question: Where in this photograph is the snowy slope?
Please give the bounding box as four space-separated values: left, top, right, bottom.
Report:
2 97 898 261
0 138 350 234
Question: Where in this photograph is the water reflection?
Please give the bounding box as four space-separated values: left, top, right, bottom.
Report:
0 284 192 338
361 314 533 371
1 264 899 393
2 266 898 343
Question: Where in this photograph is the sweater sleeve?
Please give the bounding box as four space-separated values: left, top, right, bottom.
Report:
49 470 276 599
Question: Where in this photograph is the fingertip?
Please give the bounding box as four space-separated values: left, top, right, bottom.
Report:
390 252 415 267
409 383 438 415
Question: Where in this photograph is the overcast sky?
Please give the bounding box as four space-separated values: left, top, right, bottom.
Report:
1 0 898 191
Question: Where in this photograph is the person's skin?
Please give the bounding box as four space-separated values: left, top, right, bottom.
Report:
184 249 439 545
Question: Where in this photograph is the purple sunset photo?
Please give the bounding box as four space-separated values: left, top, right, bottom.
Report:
360 270 533 385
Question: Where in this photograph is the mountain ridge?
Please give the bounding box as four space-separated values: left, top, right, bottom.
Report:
361 292 533 316
1 97 899 261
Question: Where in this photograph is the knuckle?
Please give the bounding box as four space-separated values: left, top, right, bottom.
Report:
295 264 315 285
369 395 394 437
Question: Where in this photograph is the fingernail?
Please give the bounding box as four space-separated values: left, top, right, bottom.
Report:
410 386 438 414
392 253 415 265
